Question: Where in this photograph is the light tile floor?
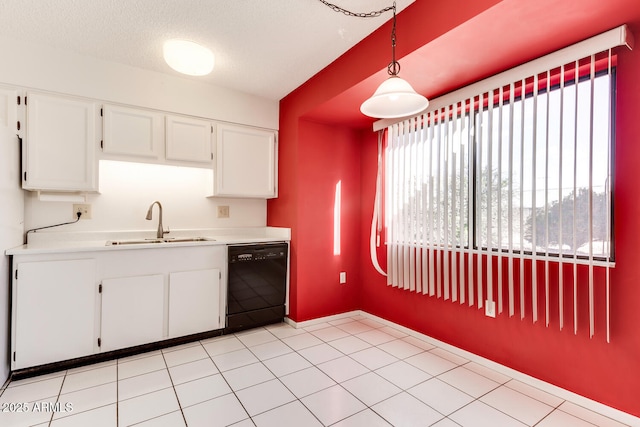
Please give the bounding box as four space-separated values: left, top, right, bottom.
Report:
0 314 633 427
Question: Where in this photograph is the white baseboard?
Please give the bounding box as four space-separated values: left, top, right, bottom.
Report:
285 310 362 329
286 311 640 427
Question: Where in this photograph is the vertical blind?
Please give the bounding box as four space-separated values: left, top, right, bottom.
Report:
383 25 633 341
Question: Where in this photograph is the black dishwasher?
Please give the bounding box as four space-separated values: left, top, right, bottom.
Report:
226 243 288 333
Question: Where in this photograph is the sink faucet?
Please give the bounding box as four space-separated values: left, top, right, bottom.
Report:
145 201 168 238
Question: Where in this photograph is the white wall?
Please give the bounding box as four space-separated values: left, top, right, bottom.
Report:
0 37 278 129
0 36 277 380
24 161 266 232
0 36 278 234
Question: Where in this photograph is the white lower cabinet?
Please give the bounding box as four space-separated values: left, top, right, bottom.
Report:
12 259 97 370
11 245 227 370
169 269 221 338
100 274 165 352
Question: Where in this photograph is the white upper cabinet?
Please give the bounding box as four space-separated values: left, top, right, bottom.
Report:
165 115 213 164
102 104 163 159
214 123 277 198
15 88 278 194
23 92 98 192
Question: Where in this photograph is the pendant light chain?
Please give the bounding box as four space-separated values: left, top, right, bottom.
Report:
319 0 429 119
388 5 400 76
316 0 395 18
317 0 399 76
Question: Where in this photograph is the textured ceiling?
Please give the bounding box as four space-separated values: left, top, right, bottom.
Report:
0 0 414 100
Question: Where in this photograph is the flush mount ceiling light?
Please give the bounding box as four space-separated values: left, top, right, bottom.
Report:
163 39 214 76
318 0 429 119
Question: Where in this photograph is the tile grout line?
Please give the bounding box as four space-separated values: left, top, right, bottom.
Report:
6 317 634 427
238 327 356 424
499 377 567 411
299 322 452 426
244 332 331 426
289 319 406 425
429 360 532 426
554 403 631 427
47 369 67 426
427 358 605 427
454 358 629 426
532 402 578 427
257 322 430 427
293 317 548 427
161 344 190 426
237 328 307 420
205 333 259 425
116 357 119 427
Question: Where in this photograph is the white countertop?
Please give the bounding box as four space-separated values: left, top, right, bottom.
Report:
6 227 291 256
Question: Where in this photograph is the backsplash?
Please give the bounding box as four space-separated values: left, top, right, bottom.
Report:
24 160 266 232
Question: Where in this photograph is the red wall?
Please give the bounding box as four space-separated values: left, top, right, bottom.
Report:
295 119 362 320
361 36 640 416
268 0 640 417
268 117 362 321
269 0 502 324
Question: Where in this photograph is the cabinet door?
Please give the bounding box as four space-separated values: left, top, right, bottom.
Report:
13 259 96 369
168 269 221 338
24 92 98 191
215 123 277 198
101 274 164 352
102 104 163 159
166 115 213 164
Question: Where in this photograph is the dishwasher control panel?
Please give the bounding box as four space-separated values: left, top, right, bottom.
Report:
229 243 287 263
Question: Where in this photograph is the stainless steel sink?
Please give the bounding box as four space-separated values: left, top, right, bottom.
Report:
106 237 214 246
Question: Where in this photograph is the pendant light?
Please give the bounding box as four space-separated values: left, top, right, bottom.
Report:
359 3 429 119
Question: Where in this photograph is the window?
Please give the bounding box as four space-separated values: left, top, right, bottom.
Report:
380 25 632 340
385 57 615 283
475 66 614 261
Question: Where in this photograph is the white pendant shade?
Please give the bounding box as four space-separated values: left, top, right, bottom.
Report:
360 76 429 119
163 39 214 76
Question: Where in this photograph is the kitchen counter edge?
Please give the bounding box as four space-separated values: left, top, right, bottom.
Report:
5 227 291 256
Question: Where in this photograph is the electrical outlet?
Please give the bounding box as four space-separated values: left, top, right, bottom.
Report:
73 203 92 219
217 205 230 218
485 299 496 318
339 272 347 284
